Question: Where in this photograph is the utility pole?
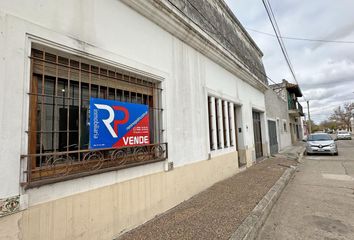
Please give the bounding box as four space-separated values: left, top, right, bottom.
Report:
307 100 312 134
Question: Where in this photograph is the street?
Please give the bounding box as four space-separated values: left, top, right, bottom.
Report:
257 138 354 240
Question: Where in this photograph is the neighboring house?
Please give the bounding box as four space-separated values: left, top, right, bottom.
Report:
0 1 269 239
265 89 292 155
302 119 308 138
269 79 305 146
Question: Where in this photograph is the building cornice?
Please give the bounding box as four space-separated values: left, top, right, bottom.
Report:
121 0 268 92
216 0 264 57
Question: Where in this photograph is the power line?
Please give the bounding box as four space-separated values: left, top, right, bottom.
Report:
262 0 306 101
167 0 282 88
246 28 354 44
267 0 295 74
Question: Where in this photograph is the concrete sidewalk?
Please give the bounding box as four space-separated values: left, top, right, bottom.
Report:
117 145 304 240
277 142 305 161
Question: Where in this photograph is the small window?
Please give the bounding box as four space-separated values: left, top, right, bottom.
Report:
207 96 215 150
222 100 228 147
207 96 234 151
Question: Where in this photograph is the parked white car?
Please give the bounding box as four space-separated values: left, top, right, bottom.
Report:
304 133 338 156
336 131 352 140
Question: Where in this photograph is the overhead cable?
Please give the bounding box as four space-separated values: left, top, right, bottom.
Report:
262 0 307 100
246 28 354 44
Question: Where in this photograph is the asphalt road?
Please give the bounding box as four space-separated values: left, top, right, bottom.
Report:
257 138 354 240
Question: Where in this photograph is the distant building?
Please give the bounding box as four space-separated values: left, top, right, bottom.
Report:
264 88 292 154
265 79 304 154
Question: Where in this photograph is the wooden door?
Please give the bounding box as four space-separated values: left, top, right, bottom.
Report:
253 111 263 159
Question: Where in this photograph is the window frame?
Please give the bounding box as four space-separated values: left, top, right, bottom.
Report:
207 95 237 155
22 46 167 188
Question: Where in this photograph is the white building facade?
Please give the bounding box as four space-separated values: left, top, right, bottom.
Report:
0 1 269 239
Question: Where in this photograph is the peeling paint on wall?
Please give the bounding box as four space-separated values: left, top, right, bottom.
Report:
168 0 267 83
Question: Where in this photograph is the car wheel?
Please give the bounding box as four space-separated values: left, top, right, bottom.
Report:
335 152 338 156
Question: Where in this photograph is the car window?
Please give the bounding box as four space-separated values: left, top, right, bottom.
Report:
308 134 332 141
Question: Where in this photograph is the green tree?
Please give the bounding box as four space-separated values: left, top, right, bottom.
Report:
306 119 320 133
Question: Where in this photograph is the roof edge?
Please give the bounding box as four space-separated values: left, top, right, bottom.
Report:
217 0 264 57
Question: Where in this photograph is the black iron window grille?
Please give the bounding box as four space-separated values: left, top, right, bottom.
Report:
21 47 167 188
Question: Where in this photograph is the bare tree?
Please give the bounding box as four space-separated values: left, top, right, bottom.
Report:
319 120 337 130
329 102 354 131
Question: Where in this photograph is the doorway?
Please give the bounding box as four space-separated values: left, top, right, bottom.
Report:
268 120 278 155
253 111 263 159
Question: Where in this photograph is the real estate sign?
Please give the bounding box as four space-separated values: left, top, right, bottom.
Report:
89 98 150 149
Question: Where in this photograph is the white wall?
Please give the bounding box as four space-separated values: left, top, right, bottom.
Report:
0 0 266 204
204 57 266 151
0 0 174 200
280 120 292 150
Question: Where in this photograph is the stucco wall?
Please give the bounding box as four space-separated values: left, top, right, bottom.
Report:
0 153 239 240
0 4 267 237
205 56 267 152
265 89 292 150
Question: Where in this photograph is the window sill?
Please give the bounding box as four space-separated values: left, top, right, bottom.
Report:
209 146 237 159
21 143 168 189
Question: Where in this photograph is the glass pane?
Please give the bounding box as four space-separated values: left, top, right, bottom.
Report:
42 78 55 152
57 79 68 107
108 88 115 100
131 92 137 103
58 106 68 151
116 89 122 101
91 85 99 98
100 86 107 99
71 83 79 107
124 91 130 102
136 93 142 104
80 107 89 149
81 83 89 101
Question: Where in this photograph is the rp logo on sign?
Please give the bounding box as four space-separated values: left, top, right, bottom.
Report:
90 98 150 149
94 104 129 138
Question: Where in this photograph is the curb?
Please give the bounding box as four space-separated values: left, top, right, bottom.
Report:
297 150 305 163
229 165 297 240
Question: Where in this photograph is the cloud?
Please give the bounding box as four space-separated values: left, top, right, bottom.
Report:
311 23 354 50
226 0 354 123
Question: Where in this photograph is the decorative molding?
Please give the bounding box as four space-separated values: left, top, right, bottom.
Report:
28 35 165 83
0 195 20 217
121 0 268 93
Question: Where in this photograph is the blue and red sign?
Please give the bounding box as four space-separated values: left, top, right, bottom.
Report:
89 98 150 149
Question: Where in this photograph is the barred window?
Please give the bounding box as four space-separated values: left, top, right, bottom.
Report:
23 45 167 187
207 96 235 152
283 120 287 132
